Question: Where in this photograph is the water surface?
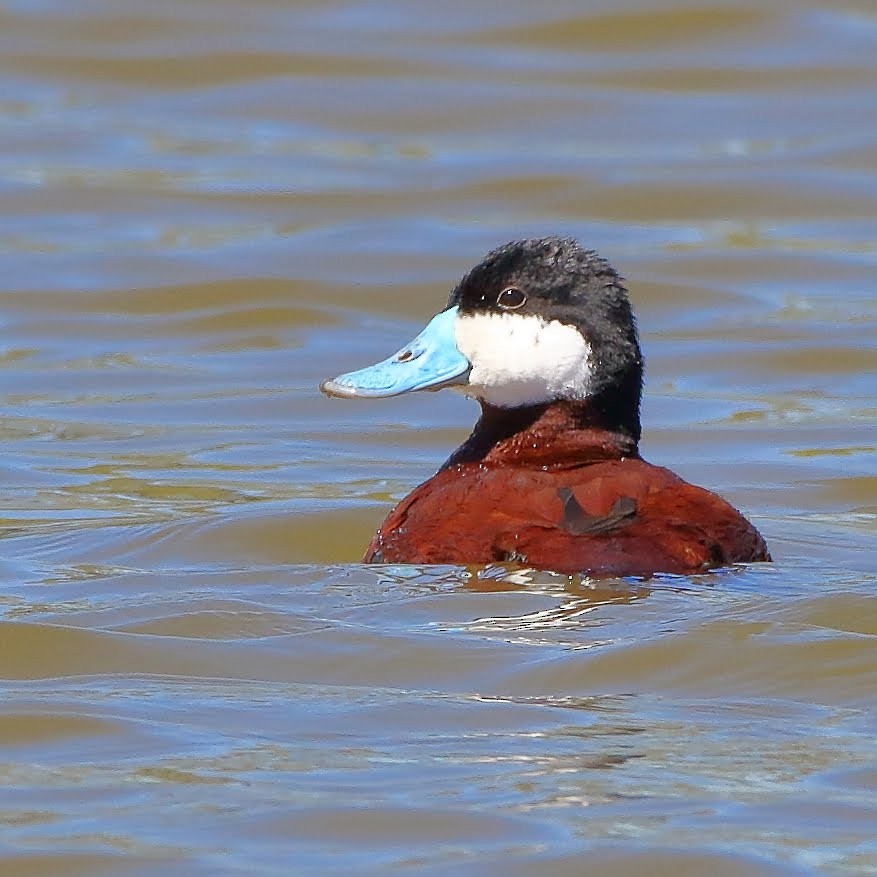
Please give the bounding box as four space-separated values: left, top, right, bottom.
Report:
1 1 876 874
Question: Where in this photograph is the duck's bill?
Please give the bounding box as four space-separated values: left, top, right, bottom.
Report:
320 306 471 399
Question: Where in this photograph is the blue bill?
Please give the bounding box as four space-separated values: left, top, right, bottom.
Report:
320 306 471 399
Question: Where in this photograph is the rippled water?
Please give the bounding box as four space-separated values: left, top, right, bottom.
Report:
1 1 876 874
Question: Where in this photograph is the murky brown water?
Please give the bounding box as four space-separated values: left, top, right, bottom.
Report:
1 0 876 874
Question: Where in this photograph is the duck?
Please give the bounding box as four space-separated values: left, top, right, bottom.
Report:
321 236 770 577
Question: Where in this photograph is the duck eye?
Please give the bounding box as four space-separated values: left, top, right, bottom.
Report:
497 286 526 310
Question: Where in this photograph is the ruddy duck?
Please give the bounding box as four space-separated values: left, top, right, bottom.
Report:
321 237 770 576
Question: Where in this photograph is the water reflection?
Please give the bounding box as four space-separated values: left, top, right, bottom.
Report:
0 0 875 874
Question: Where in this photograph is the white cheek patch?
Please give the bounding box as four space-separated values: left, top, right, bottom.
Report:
453 312 593 408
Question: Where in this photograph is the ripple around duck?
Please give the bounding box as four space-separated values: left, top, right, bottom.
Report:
0 713 121 748
0 854 163 877
0 667 871 875
1 0 877 872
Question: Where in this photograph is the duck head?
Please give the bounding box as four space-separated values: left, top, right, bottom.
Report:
321 236 644 442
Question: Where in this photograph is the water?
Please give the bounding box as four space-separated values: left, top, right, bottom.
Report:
1 1 876 874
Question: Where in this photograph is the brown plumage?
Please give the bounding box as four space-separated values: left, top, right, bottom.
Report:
364 402 770 576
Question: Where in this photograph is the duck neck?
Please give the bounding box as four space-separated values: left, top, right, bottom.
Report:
442 399 640 471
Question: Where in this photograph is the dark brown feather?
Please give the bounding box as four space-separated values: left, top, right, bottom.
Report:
364 402 769 577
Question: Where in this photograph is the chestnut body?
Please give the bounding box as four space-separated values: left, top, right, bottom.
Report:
365 403 769 576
